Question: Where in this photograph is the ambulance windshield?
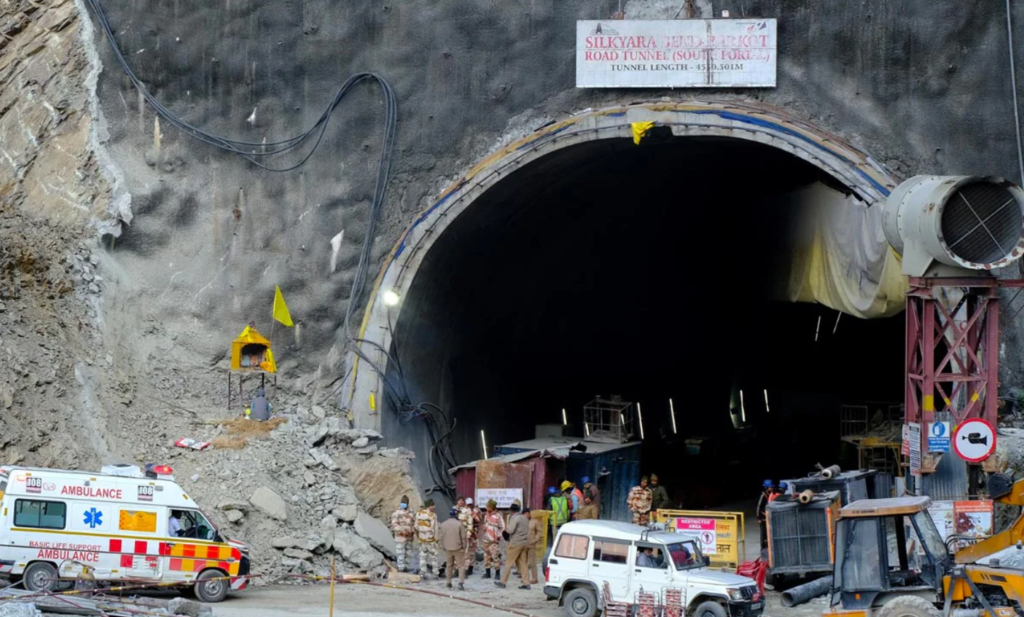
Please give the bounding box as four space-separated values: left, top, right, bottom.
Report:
176 510 217 541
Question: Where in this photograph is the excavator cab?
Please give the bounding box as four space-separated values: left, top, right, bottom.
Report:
826 496 951 615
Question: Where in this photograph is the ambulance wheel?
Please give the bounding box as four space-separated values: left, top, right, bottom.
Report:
23 561 58 592
194 569 229 603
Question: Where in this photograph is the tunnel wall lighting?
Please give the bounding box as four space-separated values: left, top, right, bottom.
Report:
637 403 645 440
584 422 591 436
740 390 746 423
764 390 770 413
382 289 400 306
814 315 821 342
833 312 842 335
669 398 677 434
562 408 568 426
480 430 489 460
619 413 625 426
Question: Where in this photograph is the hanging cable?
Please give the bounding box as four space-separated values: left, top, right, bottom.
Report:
84 0 398 347
1007 0 1024 187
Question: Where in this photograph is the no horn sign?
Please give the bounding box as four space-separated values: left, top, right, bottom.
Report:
928 421 951 453
953 419 996 463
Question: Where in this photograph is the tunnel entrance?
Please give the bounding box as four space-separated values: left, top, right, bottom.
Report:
379 133 904 513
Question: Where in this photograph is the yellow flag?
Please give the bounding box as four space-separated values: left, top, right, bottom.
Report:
273 285 294 327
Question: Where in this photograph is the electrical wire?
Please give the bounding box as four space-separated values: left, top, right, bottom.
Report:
84 0 398 348
83 1 458 495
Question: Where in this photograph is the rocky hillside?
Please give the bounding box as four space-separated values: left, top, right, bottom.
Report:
0 0 418 580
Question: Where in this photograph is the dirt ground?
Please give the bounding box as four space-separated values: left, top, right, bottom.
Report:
212 578 825 617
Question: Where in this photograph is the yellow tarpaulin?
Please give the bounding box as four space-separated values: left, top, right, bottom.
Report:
631 121 655 145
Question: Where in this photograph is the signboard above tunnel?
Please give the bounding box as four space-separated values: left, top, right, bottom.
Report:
576 19 777 88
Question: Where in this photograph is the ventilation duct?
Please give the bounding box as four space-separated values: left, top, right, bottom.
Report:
883 176 1024 276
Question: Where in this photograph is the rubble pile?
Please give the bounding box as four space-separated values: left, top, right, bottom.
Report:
161 410 420 582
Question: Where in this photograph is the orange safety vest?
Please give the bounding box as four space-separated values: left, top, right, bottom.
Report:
768 491 782 502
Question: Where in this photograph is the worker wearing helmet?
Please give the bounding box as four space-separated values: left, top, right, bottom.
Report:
757 480 775 549
627 476 654 526
462 497 482 575
560 481 580 520
548 487 569 542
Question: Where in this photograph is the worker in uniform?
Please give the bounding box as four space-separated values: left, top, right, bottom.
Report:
627 476 654 526
561 481 579 519
757 480 774 550
577 493 599 520
389 496 416 572
461 497 480 575
439 507 468 590
582 476 600 513
495 501 530 590
481 499 505 579
548 487 569 542
570 481 585 520
650 474 672 512
415 499 439 577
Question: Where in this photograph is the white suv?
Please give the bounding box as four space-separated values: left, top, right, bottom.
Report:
544 521 763 617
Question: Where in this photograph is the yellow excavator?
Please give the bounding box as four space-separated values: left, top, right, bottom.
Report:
823 473 1024 617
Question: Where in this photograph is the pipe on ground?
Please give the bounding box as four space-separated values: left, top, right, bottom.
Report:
820 465 841 479
798 490 815 504
780 576 832 607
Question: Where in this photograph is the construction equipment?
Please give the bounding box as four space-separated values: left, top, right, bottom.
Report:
823 492 1024 617
765 490 840 584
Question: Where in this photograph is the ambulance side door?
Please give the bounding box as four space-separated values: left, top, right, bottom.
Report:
115 503 164 580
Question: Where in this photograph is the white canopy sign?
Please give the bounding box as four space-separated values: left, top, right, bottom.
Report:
576 19 777 88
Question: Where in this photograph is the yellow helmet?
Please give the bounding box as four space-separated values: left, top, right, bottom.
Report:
561 481 572 492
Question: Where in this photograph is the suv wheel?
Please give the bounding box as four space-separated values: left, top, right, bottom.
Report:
694 600 728 617
563 587 598 617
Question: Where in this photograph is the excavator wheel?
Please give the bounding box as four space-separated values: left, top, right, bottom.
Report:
877 596 941 617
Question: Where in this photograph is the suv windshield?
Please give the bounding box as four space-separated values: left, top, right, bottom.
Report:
665 541 702 570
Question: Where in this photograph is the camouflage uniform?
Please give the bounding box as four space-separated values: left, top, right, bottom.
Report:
389 507 416 572
482 510 505 571
459 507 480 570
627 484 653 526
415 508 439 576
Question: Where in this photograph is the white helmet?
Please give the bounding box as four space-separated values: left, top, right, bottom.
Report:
465 497 474 505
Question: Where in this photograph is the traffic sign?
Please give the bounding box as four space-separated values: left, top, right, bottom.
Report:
928 421 951 453
953 419 996 463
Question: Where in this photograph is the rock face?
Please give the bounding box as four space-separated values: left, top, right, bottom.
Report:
249 487 288 521
332 527 384 571
349 456 422 520
353 510 396 558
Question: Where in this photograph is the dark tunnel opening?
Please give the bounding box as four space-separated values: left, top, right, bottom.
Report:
383 136 905 514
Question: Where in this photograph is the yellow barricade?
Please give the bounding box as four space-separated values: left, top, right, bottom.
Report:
653 509 746 570
531 510 551 563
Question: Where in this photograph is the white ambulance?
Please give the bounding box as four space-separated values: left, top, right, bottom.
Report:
0 464 250 602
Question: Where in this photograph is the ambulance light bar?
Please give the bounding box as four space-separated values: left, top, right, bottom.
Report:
144 464 174 480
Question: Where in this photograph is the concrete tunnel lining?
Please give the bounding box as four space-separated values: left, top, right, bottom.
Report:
343 101 901 434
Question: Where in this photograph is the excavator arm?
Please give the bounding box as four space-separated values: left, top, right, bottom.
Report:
955 474 1024 564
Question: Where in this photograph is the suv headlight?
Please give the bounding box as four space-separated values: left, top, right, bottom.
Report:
727 588 745 601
